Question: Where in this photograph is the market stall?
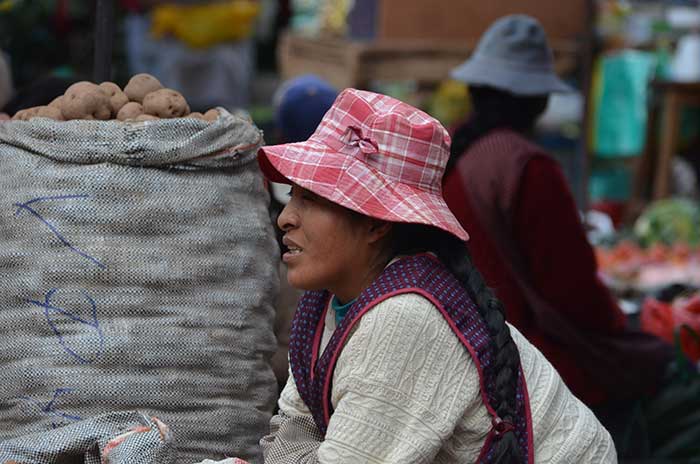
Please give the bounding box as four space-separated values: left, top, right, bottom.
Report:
279 0 587 89
587 0 700 364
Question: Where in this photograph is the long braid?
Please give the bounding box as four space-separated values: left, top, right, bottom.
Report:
443 240 523 462
391 223 524 463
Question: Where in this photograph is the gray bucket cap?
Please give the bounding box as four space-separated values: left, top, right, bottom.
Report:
451 14 573 95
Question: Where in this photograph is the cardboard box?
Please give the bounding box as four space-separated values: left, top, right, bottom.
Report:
347 0 588 42
278 33 474 89
278 31 580 90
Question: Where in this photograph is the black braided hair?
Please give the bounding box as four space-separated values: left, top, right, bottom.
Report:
390 222 524 463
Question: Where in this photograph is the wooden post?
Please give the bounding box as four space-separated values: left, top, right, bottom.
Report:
93 0 115 83
653 91 681 200
578 0 596 211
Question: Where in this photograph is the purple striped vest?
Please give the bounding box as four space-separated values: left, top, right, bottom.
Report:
288 253 534 462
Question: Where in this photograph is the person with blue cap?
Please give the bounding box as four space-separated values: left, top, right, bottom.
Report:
442 14 674 458
268 74 339 392
269 74 339 207
273 74 339 144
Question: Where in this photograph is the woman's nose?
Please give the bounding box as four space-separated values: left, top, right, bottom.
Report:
277 203 297 231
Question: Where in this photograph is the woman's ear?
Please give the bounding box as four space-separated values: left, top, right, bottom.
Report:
367 219 392 244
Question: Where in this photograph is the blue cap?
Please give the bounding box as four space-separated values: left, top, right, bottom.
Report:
274 74 339 143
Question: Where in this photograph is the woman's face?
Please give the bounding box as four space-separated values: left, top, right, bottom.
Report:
277 185 384 302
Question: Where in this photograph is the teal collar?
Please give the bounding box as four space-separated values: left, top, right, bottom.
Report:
331 295 355 326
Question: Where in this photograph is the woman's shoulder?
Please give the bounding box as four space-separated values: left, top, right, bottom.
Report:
339 292 473 377
349 292 452 345
372 290 437 314
507 323 618 461
506 322 565 394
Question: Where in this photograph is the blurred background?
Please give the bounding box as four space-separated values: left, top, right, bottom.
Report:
2 0 700 389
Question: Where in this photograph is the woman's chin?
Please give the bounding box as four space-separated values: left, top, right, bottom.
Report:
286 271 324 292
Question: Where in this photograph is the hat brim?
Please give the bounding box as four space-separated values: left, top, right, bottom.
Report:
450 57 573 95
258 140 469 241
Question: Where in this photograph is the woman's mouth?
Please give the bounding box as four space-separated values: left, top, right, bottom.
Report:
282 236 304 263
283 246 303 263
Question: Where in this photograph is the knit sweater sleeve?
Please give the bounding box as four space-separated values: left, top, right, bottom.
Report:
260 368 324 464
317 293 483 463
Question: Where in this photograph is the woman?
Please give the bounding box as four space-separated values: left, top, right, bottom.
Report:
257 88 616 463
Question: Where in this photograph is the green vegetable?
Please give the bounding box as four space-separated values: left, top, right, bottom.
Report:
634 198 700 247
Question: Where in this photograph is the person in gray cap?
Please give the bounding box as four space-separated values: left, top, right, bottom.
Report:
450 14 572 96
442 14 674 459
445 14 572 174
0 51 12 120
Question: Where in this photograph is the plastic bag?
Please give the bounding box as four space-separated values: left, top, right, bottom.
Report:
591 50 656 157
641 295 700 362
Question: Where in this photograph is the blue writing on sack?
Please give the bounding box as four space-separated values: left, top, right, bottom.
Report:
14 195 106 268
28 288 105 364
21 388 82 429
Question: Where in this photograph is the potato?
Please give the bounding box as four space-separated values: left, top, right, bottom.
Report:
99 82 129 117
62 81 111 120
133 114 158 122
186 112 206 120
117 102 144 121
143 88 190 118
35 105 64 121
11 107 40 121
48 96 63 109
203 109 219 122
124 73 163 103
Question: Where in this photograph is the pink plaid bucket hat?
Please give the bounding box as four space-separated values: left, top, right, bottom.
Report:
258 88 469 241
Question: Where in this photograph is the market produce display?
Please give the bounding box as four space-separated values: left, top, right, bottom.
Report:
596 240 700 292
9 73 218 123
596 198 700 292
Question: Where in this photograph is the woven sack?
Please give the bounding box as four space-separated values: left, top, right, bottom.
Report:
0 111 279 463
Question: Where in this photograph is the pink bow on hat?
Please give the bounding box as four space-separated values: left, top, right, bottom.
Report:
342 126 379 158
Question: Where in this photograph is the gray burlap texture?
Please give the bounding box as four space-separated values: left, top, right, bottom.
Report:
0 410 175 464
0 110 280 463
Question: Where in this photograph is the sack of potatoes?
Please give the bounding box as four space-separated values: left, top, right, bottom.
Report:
10 73 220 123
0 72 277 464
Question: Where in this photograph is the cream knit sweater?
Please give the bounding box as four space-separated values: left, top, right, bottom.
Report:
261 293 617 463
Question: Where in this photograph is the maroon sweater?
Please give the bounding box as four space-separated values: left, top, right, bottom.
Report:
443 129 664 406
